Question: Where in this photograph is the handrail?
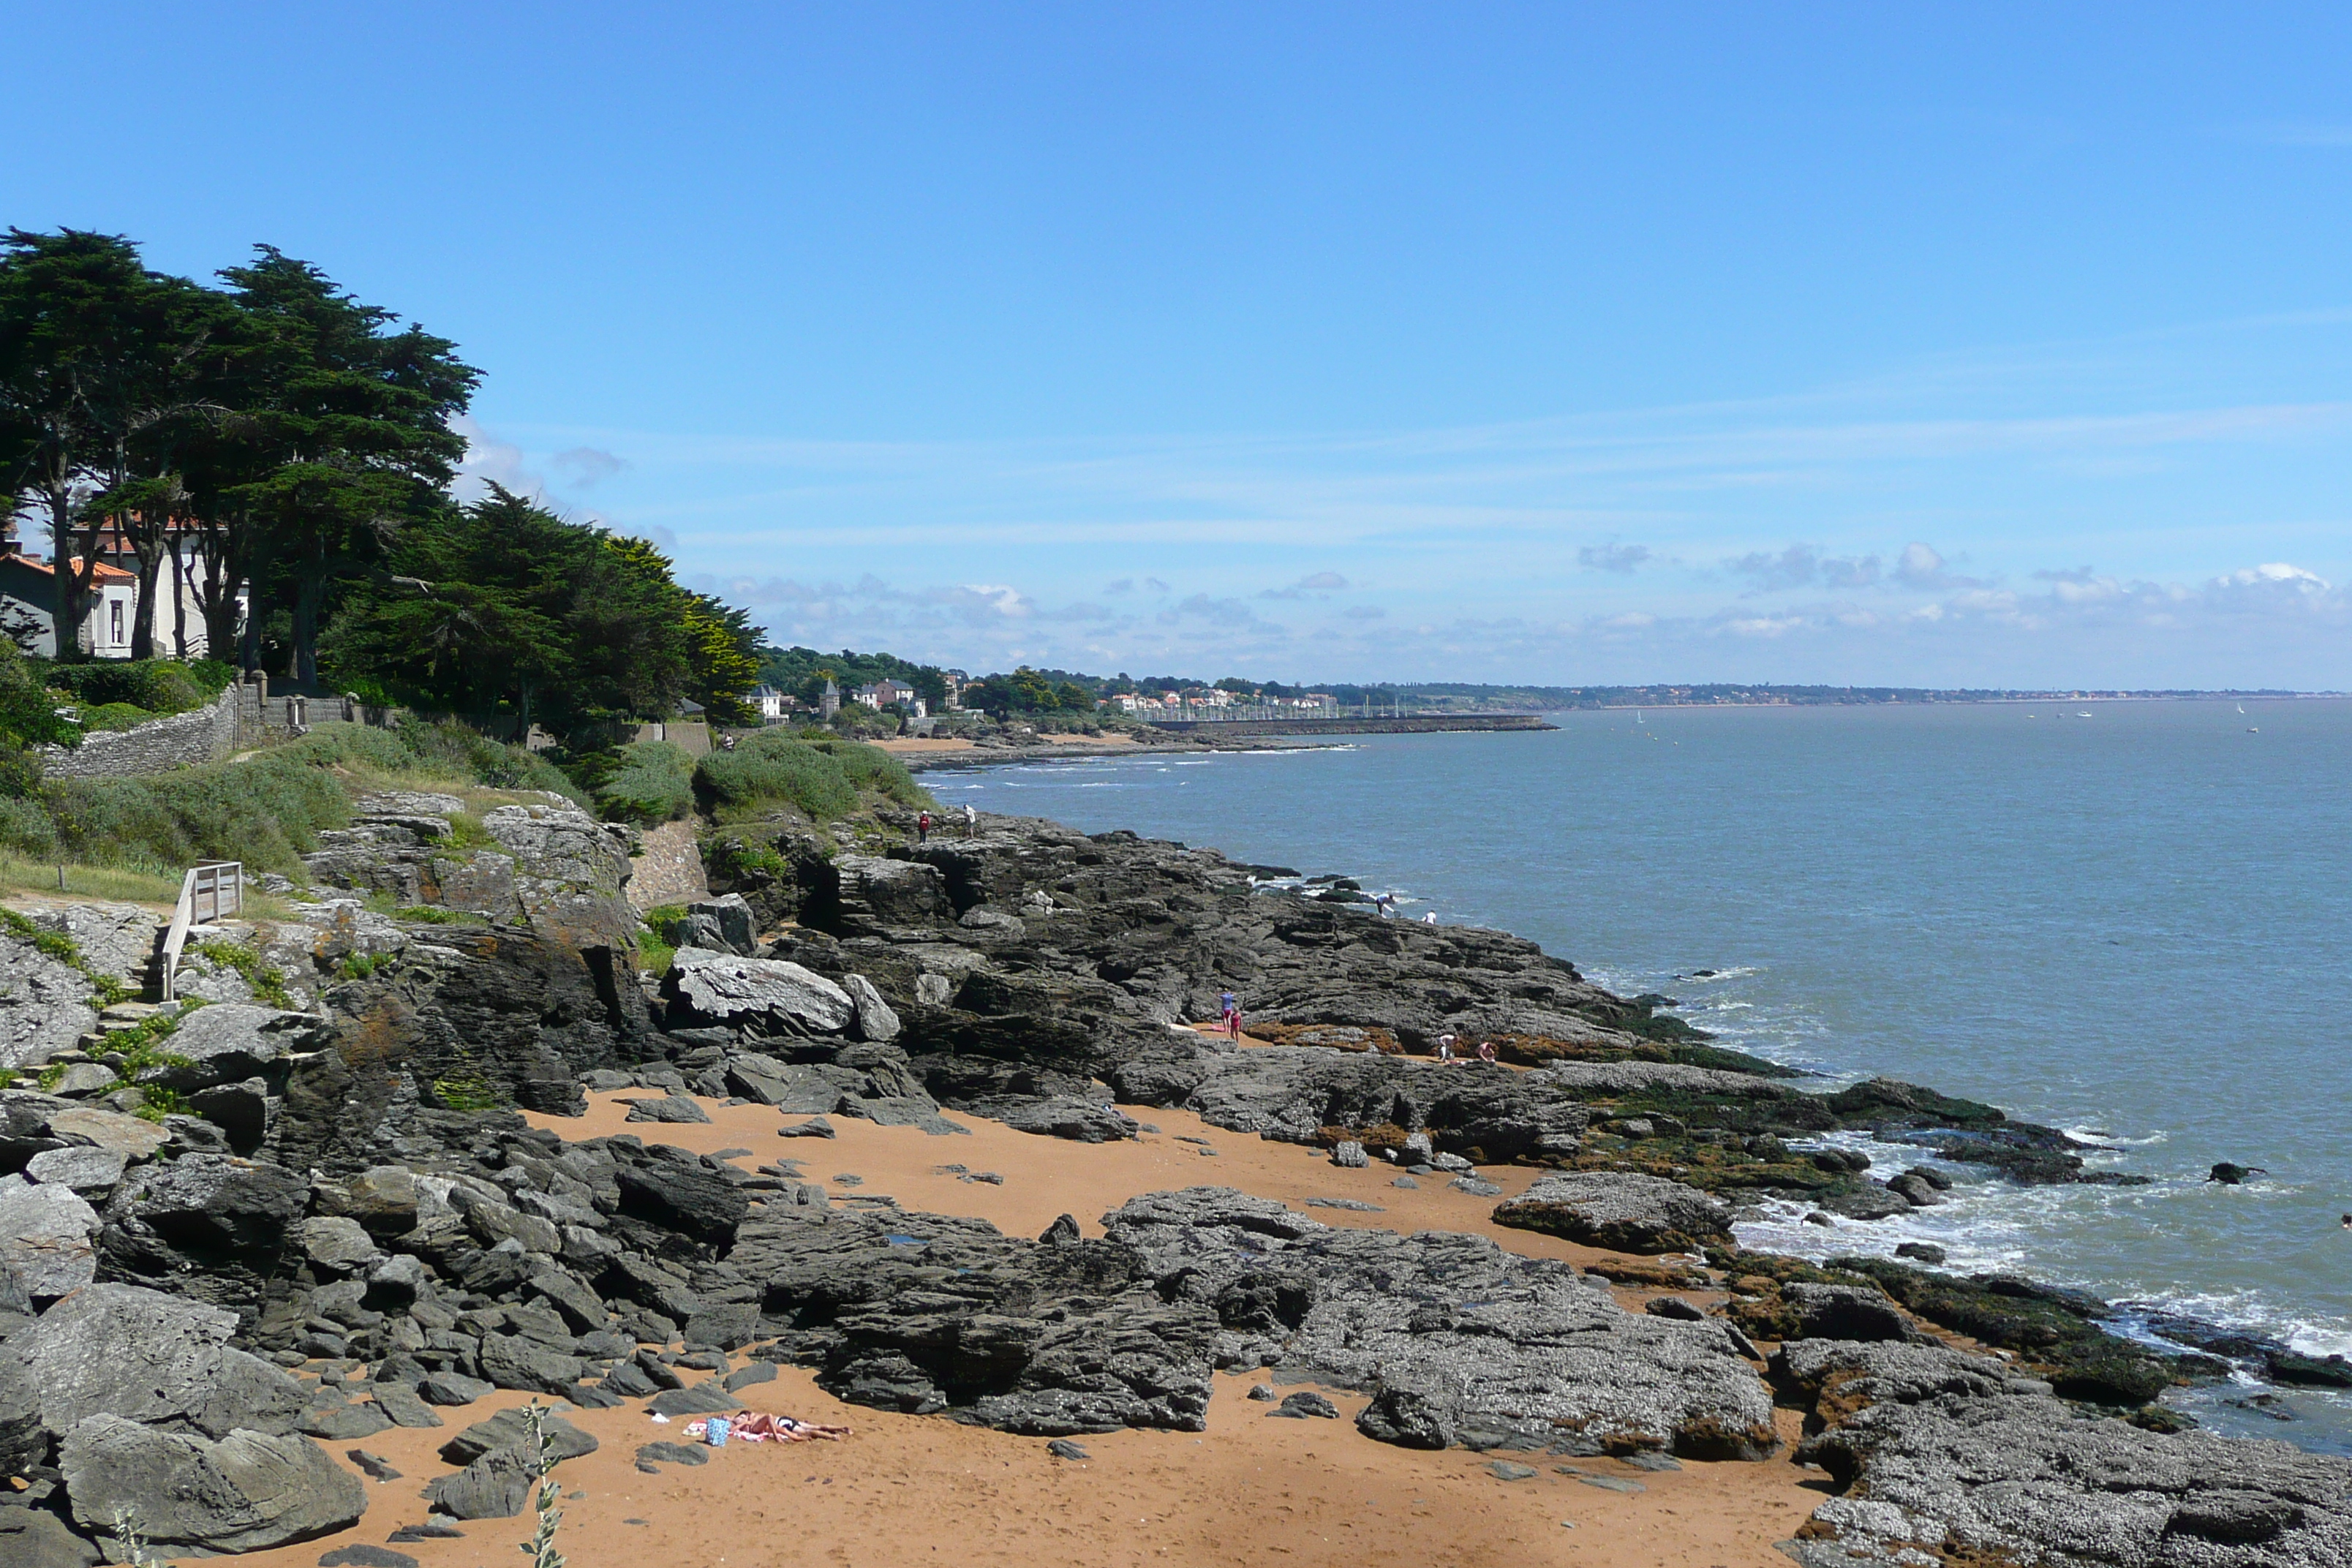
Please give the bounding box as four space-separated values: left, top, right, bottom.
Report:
159 860 241 1002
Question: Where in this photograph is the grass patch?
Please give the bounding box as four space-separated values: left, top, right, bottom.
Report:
394 905 487 927
431 1068 501 1112
0 855 186 905
636 902 685 973
192 938 293 1008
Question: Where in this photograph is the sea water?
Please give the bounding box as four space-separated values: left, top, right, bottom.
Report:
932 699 2352 1450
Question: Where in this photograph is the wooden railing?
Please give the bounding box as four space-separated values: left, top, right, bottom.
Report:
160 860 241 1002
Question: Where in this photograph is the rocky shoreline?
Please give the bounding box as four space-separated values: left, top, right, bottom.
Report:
0 794 2346 1565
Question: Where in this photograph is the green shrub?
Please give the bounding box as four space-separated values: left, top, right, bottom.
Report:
42 659 228 716
78 702 155 733
591 742 696 824
696 731 927 823
0 797 58 857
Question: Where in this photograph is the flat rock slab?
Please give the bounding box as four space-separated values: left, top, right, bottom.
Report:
1490 1171 1732 1254
0 1175 99 1301
1490 1460 1539 1480
439 1408 596 1468
622 1095 712 1124
636 1440 709 1468
666 949 854 1033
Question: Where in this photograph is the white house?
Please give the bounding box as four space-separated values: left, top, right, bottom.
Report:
0 552 140 658
0 516 238 659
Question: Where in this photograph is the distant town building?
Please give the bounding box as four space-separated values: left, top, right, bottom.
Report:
941 669 968 710
819 678 840 720
752 684 790 723
856 677 920 711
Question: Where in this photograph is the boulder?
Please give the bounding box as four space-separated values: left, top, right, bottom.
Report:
1491 1172 1732 1254
1783 1283 1916 1344
622 1094 712 1124
299 1216 382 1275
684 895 755 956
0 1175 99 1302
0 922 100 1070
612 1152 748 1247
423 1447 535 1519
844 974 901 1043
140 1004 317 1091
0 1283 306 1441
61 1414 366 1554
663 950 855 1035
437 1406 597 1467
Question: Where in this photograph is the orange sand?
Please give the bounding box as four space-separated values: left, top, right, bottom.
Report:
216 1097 1829 1568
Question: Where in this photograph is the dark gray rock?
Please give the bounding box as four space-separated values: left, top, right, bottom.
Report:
0 1507 99 1568
723 1362 778 1392
622 1094 712 1124
439 1406 596 1467
300 1399 394 1439
418 1373 497 1406
1489 1460 1539 1480
989 1096 1134 1142
1893 1242 1947 1265
372 1382 443 1429
1783 1283 1916 1344
778 1116 837 1139
23 1145 127 1196
1268 1391 1339 1420
636 1440 709 1467
477 1333 584 1395
1490 1171 1731 1254
423 1447 535 1520
319 1547 418 1568
1330 1140 1368 1169
1448 1175 1504 1197
300 1215 382 1275
1046 1439 1090 1460
61 1414 366 1554
1791 1374 2352 1568
647 1382 739 1416
141 1003 318 1091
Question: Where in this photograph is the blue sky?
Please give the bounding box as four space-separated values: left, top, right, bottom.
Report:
8 3 2352 687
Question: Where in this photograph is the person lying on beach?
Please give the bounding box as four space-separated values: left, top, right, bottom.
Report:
687 1412 854 1443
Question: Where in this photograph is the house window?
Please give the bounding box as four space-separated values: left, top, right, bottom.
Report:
110 600 124 646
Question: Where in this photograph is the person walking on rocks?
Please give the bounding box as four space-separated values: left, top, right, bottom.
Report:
1219 990 1243 1044
917 810 932 843
1436 1033 1456 1063
964 802 978 837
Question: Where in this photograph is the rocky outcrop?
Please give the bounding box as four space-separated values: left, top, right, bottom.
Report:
663 949 855 1035
1101 1187 1773 1458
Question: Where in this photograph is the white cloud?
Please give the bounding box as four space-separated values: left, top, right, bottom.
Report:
1578 541 1651 573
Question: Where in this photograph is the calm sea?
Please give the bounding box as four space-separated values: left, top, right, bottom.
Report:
933 700 2352 1450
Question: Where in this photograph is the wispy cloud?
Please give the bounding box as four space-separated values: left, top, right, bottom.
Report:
1578 541 1651 573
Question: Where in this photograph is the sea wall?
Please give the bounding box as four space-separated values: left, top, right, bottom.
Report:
1144 714 1556 736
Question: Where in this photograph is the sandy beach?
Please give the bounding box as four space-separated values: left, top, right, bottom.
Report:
216 1093 1828 1568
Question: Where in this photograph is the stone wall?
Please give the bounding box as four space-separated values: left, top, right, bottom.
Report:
39 685 243 779
627 819 710 913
